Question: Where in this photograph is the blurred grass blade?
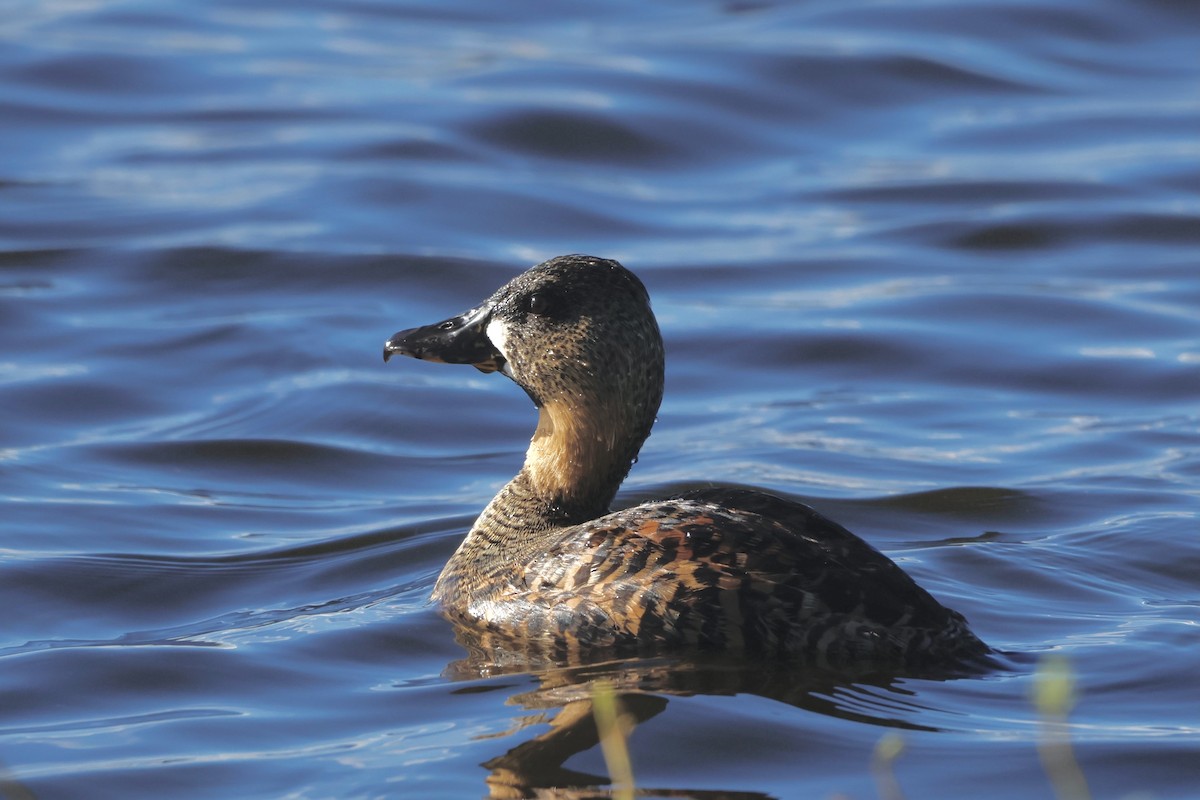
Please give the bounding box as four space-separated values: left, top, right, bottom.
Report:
1034 655 1091 800
593 681 636 800
871 732 908 800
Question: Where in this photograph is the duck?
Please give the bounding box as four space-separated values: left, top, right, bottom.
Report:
384 254 989 670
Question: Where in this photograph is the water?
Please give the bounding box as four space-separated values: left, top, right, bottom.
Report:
2 1 1198 798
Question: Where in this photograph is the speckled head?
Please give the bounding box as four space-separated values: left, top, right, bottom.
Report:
385 255 665 509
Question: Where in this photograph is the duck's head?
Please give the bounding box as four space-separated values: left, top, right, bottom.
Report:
385 255 665 510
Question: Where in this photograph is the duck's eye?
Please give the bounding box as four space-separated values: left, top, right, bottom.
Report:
527 292 553 316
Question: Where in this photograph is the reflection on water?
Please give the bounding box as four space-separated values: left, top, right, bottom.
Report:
443 639 970 799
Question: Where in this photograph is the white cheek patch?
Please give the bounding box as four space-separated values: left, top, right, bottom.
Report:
485 318 515 379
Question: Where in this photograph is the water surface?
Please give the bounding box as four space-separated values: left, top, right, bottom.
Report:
2 1 1198 798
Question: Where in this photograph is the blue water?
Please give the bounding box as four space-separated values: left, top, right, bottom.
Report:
2 1 1199 798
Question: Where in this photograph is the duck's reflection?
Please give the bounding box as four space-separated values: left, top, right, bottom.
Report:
480 694 669 800
442 628 966 800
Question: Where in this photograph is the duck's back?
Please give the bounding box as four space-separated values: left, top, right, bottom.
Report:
461 488 987 670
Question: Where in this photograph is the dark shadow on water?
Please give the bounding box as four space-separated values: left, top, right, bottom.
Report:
439 627 1006 799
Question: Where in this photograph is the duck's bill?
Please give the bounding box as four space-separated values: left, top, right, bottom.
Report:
383 304 506 374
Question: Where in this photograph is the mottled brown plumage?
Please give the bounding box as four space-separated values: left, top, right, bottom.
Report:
385 255 988 671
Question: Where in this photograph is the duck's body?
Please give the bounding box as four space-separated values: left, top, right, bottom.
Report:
385 255 987 670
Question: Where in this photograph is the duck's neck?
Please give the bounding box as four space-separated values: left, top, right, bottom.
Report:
487 394 652 540
523 397 647 516
432 395 655 605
